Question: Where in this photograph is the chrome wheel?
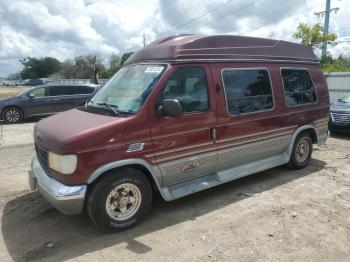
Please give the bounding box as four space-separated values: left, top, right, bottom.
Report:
5 109 21 123
105 183 141 221
295 138 310 163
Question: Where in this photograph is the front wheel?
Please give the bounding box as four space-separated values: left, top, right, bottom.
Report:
87 168 152 232
286 132 312 170
2 107 23 124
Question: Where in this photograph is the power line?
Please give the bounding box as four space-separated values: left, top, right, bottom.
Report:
157 0 237 37
237 0 307 34
201 1 255 28
336 40 350 43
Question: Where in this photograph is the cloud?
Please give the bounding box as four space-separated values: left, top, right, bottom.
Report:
0 0 349 77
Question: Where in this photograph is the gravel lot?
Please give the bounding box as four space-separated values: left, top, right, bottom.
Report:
0 121 349 262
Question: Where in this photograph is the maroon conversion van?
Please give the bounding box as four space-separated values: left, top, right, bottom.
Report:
29 35 330 232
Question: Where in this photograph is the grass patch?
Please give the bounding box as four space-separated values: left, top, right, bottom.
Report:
0 93 17 99
0 92 20 99
0 87 30 99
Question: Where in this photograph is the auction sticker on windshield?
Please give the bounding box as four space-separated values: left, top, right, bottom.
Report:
145 66 164 73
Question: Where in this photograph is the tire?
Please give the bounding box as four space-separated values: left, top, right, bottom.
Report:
2 107 23 124
87 168 152 232
286 132 312 170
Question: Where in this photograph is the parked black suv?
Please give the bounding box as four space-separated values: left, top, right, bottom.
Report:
0 83 99 123
329 95 350 134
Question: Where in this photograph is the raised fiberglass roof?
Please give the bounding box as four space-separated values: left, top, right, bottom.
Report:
125 34 318 65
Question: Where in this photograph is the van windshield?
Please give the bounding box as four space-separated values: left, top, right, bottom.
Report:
88 64 167 114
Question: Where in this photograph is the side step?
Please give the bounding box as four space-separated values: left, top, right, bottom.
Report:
161 153 289 201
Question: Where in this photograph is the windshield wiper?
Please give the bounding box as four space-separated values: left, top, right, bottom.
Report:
96 102 120 115
96 102 134 115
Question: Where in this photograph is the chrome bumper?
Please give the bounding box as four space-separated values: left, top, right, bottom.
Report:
29 156 87 215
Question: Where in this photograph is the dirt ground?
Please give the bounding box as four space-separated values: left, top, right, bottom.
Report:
0 86 31 99
0 121 349 262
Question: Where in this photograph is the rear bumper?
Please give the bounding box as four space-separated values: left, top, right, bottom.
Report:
29 156 87 215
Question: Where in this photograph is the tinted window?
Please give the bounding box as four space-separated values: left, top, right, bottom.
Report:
281 69 317 106
49 86 76 96
77 86 95 94
222 69 273 115
161 67 209 113
29 87 46 98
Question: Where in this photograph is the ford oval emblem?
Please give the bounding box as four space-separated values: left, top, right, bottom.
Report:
182 161 200 173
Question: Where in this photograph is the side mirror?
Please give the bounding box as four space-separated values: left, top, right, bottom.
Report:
28 93 34 99
159 99 182 117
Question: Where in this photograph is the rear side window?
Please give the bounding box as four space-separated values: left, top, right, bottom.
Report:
77 86 95 95
48 86 76 96
222 69 273 115
281 68 317 106
161 67 209 113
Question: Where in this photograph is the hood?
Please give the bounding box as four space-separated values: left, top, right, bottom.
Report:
331 102 350 112
34 109 129 153
0 96 18 105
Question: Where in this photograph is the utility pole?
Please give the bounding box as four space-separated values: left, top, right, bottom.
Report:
322 0 331 57
314 0 340 57
143 33 146 48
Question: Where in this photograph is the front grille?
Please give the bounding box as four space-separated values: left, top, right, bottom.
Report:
331 112 350 123
35 144 49 173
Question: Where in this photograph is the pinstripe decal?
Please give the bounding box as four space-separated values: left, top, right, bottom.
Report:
219 126 296 144
157 146 217 163
151 141 214 158
155 127 296 163
218 131 293 150
151 127 209 140
153 121 327 166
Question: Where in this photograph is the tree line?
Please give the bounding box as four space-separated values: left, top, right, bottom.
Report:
8 52 134 83
293 23 350 72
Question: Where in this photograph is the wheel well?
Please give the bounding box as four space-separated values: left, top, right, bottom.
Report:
303 128 317 144
89 164 159 192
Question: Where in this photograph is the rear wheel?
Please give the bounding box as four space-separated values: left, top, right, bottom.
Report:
87 168 152 232
286 132 312 169
2 107 23 124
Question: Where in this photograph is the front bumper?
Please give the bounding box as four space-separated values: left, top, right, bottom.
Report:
329 121 350 133
29 156 87 215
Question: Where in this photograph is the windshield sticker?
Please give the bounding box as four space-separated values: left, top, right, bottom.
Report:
145 67 163 73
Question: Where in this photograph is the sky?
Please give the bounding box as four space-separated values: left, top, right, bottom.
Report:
0 0 349 77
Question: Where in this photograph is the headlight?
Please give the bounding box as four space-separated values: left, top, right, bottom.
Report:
48 152 77 175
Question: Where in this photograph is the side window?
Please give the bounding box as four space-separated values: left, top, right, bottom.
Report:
222 69 273 115
29 87 46 98
161 67 209 113
49 86 76 96
77 86 95 95
281 68 317 106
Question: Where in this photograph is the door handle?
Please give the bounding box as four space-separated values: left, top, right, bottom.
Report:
210 127 217 144
47 98 60 102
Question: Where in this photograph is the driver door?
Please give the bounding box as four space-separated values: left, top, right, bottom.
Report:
148 64 218 187
22 86 52 117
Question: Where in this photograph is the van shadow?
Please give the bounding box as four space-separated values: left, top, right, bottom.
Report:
2 159 326 262
330 132 350 141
